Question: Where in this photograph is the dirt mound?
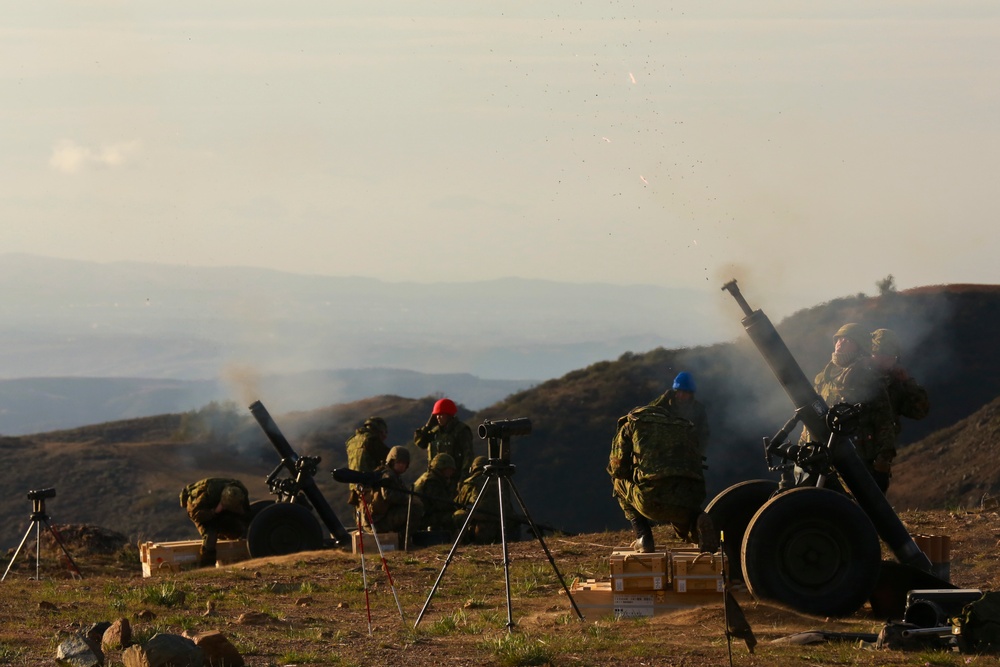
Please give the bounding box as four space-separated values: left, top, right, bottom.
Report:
42 524 129 556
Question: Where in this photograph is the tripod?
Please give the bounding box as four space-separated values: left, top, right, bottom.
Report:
2 490 81 582
414 430 583 629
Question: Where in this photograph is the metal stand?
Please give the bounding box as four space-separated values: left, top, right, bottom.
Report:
3 494 81 581
414 450 584 630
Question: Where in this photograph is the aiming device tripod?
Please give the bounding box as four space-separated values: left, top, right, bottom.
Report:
414 418 583 629
2 488 81 581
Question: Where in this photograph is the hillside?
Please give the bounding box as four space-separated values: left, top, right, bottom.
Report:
2 284 1000 548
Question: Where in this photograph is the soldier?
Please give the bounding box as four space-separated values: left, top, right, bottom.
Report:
452 456 516 544
179 477 250 567
413 453 458 533
345 416 390 506
413 398 474 491
871 328 930 476
649 371 710 457
361 446 423 542
607 401 715 554
801 322 896 492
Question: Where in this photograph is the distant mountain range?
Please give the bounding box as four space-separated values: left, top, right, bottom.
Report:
0 253 735 433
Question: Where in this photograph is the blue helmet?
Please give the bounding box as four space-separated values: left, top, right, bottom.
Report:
672 371 696 393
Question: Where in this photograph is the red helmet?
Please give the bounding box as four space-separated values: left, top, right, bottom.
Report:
432 398 458 416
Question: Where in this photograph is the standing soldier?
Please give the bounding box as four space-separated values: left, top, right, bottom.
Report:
413 453 458 533
650 371 710 457
607 399 715 554
871 328 930 477
179 478 251 567
345 416 390 507
801 322 896 492
413 398 474 491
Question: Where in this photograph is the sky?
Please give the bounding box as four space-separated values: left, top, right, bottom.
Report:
4 2 999 314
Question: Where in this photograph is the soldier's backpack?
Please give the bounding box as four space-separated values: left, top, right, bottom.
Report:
608 405 702 484
956 592 1000 654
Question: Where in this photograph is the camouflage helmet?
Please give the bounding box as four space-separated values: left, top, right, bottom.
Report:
430 453 457 472
219 484 247 514
386 446 411 465
469 455 489 474
871 328 902 358
833 323 869 351
363 416 387 433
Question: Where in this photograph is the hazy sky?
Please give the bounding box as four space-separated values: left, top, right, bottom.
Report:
4 2 999 312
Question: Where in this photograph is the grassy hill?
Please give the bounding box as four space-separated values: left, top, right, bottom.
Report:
3 284 1000 550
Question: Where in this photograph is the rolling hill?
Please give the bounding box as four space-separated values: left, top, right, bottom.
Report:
2 283 1000 551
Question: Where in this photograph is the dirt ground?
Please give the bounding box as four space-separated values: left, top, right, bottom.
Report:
1 508 999 666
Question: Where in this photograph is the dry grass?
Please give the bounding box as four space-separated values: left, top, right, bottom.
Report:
0 509 996 666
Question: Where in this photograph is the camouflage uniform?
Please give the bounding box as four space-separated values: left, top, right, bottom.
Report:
801 325 896 491
608 405 707 547
360 448 423 540
413 454 458 533
345 417 390 506
649 388 710 457
414 417 474 490
179 477 250 566
453 456 516 544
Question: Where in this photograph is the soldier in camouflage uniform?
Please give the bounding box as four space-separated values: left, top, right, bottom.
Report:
452 456 517 544
800 322 897 492
607 403 715 553
345 416 390 507
413 398 474 493
649 371 710 457
413 453 458 533
360 446 423 542
179 477 251 567
871 328 930 487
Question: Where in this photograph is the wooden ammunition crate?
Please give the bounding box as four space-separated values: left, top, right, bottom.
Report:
562 579 724 618
350 530 399 554
610 549 668 591
140 539 249 577
670 549 725 593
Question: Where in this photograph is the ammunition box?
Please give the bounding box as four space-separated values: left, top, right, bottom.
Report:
562 579 724 618
609 549 668 591
140 539 249 577
351 530 399 554
670 549 724 593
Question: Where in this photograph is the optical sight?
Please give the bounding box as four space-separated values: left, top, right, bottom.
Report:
479 418 532 440
27 488 56 501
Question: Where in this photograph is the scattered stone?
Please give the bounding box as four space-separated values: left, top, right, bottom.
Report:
86 622 111 645
235 612 275 626
182 630 244 667
102 618 132 651
39 600 59 611
295 596 313 606
135 610 156 622
337 602 349 609
122 633 202 667
265 581 299 594
55 633 104 667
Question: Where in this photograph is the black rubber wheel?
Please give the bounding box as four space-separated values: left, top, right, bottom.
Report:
705 479 779 582
247 503 324 558
741 487 881 617
248 499 275 522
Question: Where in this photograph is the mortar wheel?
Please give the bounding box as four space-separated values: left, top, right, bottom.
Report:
705 479 779 582
741 487 881 617
248 499 275 522
247 503 324 558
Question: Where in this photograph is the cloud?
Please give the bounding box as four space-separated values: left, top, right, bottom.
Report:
49 139 141 174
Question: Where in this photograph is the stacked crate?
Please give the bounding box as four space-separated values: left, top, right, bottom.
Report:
139 539 249 577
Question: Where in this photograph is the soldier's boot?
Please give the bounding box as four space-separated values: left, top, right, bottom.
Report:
198 548 217 568
629 516 655 553
696 512 719 554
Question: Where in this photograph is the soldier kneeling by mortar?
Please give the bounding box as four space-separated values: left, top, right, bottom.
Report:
180 478 251 567
608 397 717 554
